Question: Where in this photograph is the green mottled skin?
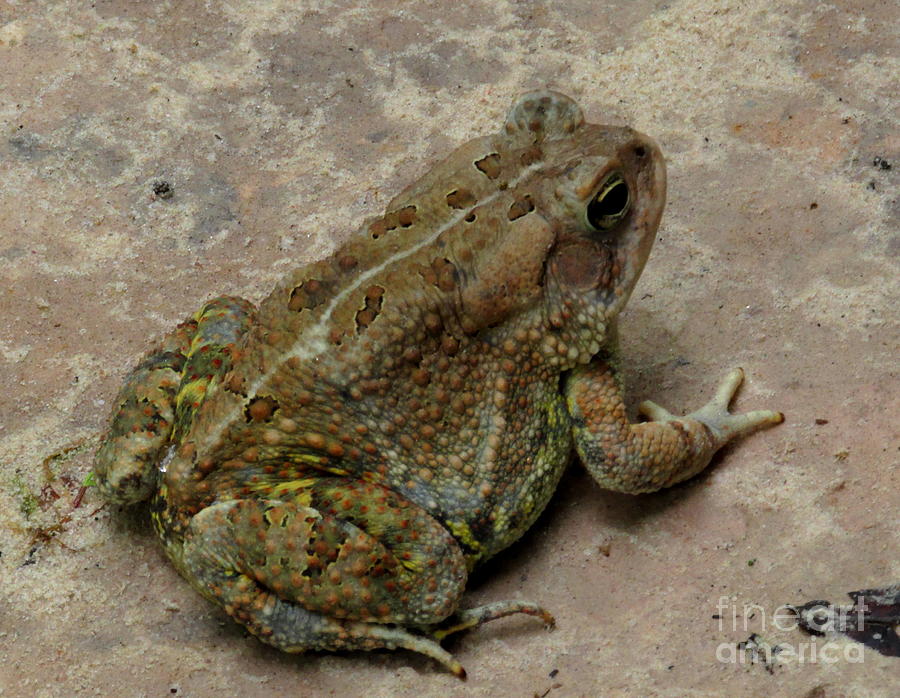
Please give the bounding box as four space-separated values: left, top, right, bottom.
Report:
94 92 782 676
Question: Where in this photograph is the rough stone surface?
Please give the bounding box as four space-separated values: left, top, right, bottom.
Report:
0 1 896 696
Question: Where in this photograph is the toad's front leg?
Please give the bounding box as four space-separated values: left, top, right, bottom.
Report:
565 361 783 494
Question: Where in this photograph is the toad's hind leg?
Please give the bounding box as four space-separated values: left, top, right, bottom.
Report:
94 297 255 505
179 478 542 676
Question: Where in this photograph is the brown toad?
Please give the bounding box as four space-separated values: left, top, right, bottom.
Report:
94 91 782 676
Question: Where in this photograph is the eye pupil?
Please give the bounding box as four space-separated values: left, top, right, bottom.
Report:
587 174 630 230
597 181 628 215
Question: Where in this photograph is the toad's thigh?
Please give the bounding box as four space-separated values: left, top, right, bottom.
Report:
183 478 467 625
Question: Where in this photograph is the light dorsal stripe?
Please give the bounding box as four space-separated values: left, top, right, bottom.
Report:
198 160 546 454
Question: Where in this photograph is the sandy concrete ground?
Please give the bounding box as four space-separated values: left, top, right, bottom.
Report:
1 0 897 696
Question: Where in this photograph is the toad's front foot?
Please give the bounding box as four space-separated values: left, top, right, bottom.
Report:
567 363 783 493
639 367 784 446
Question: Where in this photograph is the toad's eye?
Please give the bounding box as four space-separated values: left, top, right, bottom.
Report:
587 172 630 231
